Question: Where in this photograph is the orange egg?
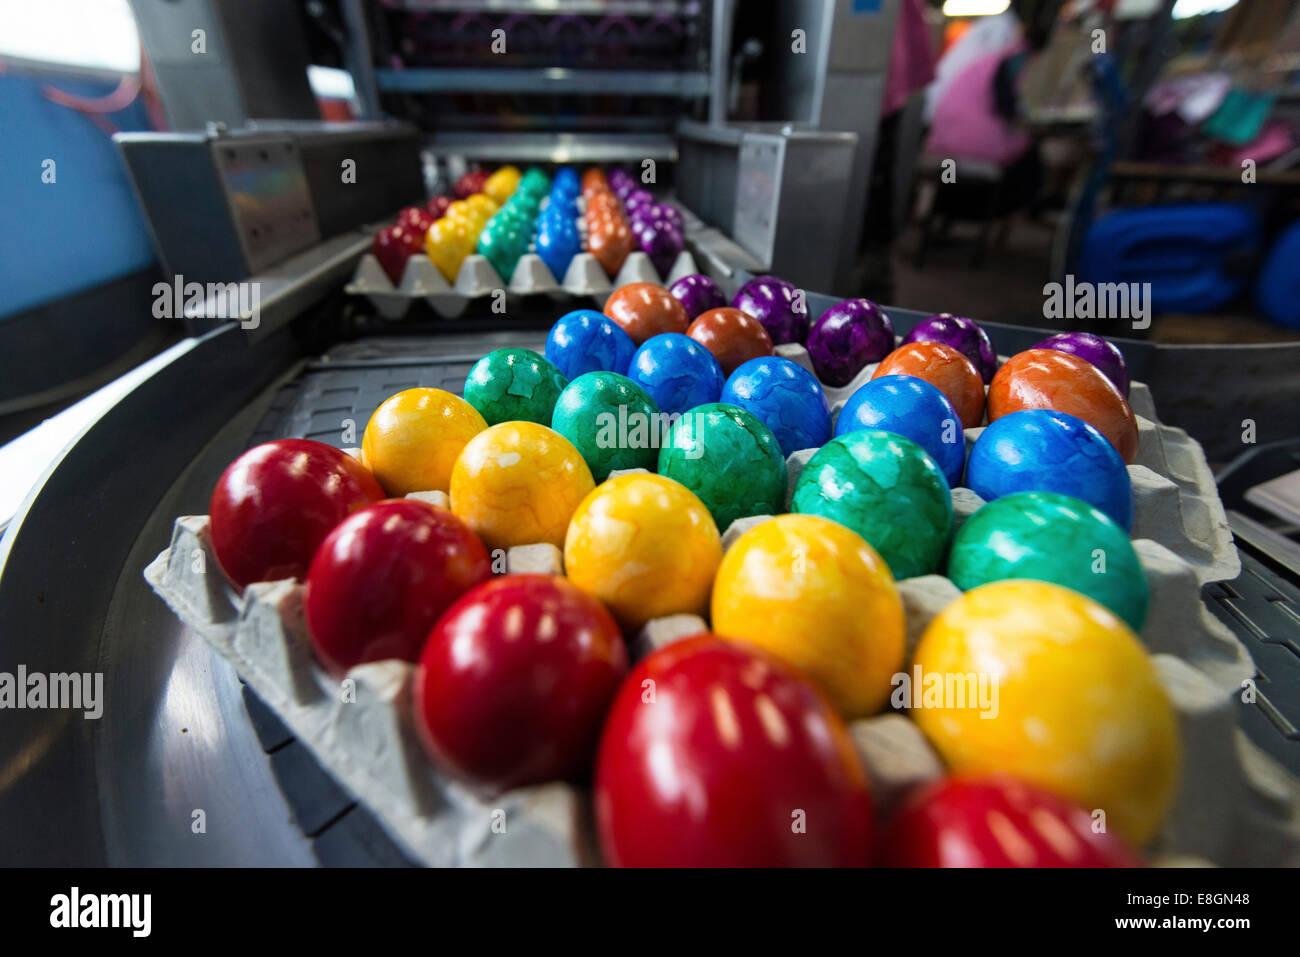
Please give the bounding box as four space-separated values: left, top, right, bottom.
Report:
988 349 1140 463
603 282 690 344
588 221 634 278
581 167 610 198
873 341 986 428
586 192 622 215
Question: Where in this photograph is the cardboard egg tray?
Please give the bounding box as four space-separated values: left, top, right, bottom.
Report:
144 357 1300 867
346 249 702 321
345 197 698 320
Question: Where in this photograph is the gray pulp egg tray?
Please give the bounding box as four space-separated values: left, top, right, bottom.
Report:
345 198 700 319
144 345 1300 867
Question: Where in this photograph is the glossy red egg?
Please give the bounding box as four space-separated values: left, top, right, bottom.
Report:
373 224 417 285
209 439 383 590
453 170 488 200
415 575 628 792
879 775 1142 868
425 195 452 220
594 635 874 867
397 205 434 236
304 500 491 673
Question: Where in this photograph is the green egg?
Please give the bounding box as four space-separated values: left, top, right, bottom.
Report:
947 490 1148 631
791 429 953 579
463 348 568 426
657 403 786 535
550 372 660 482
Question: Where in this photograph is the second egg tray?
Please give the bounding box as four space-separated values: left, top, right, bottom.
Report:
346 198 705 320
143 333 1300 866
346 249 703 320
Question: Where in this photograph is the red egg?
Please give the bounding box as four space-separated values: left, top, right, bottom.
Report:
425 195 452 221
304 500 491 673
453 170 488 199
988 349 1140 463
397 205 434 237
873 340 986 428
415 575 628 792
594 635 874 867
687 307 775 375
209 439 383 590
372 224 418 285
879 775 1142 868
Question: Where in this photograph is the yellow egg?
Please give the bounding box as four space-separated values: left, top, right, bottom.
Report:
450 421 594 551
425 217 471 281
564 473 721 632
466 193 500 217
362 388 487 495
711 514 903 718
911 579 1181 846
484 166 522 206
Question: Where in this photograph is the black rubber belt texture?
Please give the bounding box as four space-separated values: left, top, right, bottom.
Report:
1204 548 1300 778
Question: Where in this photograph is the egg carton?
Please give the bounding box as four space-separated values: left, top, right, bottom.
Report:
142 355 1290 866
346 250 702 321
144 485 1299 867
346 194 699 320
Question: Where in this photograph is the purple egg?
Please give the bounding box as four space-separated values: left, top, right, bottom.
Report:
902 313 997 383
732 275 809 346
806 299 896 387
669 274 726 319
631 218 659 249
631 205 667 229
656 204 684 232
1032 332 1130 397
624 189 653 213
640 223 684 277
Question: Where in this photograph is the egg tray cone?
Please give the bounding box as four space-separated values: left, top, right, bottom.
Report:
144 367 1300 867
345 206 699 320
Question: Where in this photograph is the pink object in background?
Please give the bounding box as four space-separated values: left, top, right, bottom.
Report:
923 43 1031 168
1229 122 1295 167
882 0 937 117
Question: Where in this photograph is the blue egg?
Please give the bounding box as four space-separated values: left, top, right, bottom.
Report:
552 166 579 193
546 310 637 379
720 356 831 457
966 409 1133 531
836 375 966 487
627 333 726 417
536 226 581 282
